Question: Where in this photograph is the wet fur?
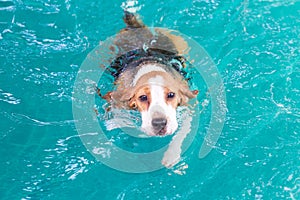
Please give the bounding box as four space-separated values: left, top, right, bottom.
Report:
102 11 198 167
105 12 197 106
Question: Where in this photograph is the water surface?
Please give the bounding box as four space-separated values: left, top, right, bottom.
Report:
0 0 299 199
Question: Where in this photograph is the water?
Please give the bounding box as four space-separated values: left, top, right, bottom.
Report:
1 0 299 199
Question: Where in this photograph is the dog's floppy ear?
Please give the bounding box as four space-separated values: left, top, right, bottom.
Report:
110 83 137 109
120 90 133 102
119 89 137 109
178 87 198 106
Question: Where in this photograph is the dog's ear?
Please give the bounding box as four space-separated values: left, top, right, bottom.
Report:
120 89 134 102
178 87 198 106
120 89 137 109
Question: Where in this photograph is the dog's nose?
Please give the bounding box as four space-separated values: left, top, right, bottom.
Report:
152 118 167 130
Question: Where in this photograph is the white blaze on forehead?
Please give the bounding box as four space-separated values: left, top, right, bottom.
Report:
131 64 166 86
148 75 165 86
149 76 166 105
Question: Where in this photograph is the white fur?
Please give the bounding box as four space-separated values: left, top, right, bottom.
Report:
162 108 192 168
141 75 178 136
131 64 166 86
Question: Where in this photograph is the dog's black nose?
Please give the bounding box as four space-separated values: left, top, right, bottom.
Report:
152 118 167 130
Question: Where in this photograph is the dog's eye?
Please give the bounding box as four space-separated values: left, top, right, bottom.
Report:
139 95 148 102
167 92 175 99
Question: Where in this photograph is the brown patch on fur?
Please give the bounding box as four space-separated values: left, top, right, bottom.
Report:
102 92 112 101
129 86 152 112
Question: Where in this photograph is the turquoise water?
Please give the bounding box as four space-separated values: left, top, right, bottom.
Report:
1 0 299 199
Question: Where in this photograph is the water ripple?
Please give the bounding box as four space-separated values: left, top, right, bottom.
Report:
2 111 75 127
0 88 21 104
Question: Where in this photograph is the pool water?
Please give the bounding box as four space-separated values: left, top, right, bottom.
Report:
1 0 299 199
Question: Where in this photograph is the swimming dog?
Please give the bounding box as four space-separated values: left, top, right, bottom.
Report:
101 11 198 137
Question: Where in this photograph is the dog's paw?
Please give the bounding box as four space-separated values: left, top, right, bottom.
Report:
161 148 181 168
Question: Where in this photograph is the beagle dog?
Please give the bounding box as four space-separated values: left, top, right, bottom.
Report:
102 11 198 137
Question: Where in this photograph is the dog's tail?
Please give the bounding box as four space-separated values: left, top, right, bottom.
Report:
123 11 145 28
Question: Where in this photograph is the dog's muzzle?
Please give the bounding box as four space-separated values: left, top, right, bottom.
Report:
152 117 167 135
150 105 168 135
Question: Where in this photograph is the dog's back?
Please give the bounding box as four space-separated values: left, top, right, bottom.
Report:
114 12 179 56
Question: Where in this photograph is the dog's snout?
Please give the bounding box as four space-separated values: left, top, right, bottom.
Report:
152 118 167 130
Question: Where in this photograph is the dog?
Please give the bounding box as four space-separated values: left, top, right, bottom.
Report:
101 11 198 138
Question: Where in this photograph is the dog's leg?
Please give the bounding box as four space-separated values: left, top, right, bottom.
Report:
162 109 193 168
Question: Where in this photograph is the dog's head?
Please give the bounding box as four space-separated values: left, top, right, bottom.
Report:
114 64 198 136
